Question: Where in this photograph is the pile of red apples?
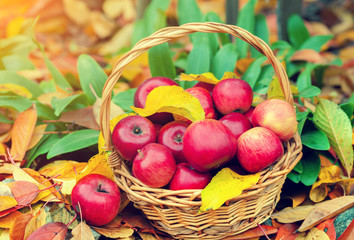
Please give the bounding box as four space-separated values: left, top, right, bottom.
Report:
112 76 298 190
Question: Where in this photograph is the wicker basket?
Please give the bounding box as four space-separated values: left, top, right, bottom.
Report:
100 22 303 239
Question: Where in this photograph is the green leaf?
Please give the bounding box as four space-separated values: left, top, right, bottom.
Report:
25 134 54 167
299 86 321 98
186 43 211 77
287 14 310 49
297 63 320 91
2 55 35 71
297 118 306 135
112 88 136 112
0 95 32 111
205 12 230 45
211 43 238 79
148 43 176 79
296 111 309 121
251 14 269 57
35 101 57 120
271 40 291 50
299 35 333 52
0 70 43 98
339 102 354 120
77 54 107 104
0 112 13 123
300 151 321 186
301 124 330 150
235 0 257 59
241 56 267 88
51 93 89 116
39 79 57 93
313 99 353 175
177 0 202 25
47 129 100 159
287 160 303 183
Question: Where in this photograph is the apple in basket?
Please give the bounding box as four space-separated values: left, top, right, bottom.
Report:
134 76 178 124
169 163 212 190
112 115 156 161
219 112 252 140
183 119 237 172
157 121 189 164
132 143 176 188
71 174 121 226
212 78 253 115
236 127 284 173
252 99 297 142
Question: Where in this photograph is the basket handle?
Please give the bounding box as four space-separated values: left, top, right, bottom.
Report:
100 22 294 150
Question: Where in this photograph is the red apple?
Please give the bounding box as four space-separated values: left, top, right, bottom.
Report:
183 119 237 172
244 107 255 125
169 163 212 190
134 76 178 124
132 143 176 188
219 112 252 140
194 82 215 94
112 115 156 161
71 174 121 226
236 127 284 173
212 78 253 115
252 99 297 142
157 121 189 164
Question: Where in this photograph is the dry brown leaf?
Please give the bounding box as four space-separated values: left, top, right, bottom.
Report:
58 107 100 130
92 225 134 239
93 98 124 125
10 104 37 161
0 163 16 174
71 222 95 240
138 232 159 240
271 205 314 223
0 210 22 228
62 0 90 25
98 24 134 55
9 212 33 240
103 0 135 21
89 11 115 39
295 228 330 240
291 49 328 64
299 196 354 232
27 124 47 150
24 210 48 239
0 182 14 197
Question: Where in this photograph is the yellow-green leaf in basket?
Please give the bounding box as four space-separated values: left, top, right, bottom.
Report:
220 71 240 80
199 168 260 213
98 113 136 153
131 86 205 122
179 71 239 85
267 77 299 100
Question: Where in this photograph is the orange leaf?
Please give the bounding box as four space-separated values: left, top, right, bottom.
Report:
316 219 336 240
7 181 39 205
0 210 22 228
26 222 67 240
275 223 299 240
0 196 17 211
9 212 33 240
10 104 37 161
225 225 278 239
27 124 47 150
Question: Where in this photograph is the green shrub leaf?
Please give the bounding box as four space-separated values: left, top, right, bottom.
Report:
300 151 321 186
299 86 321 98
313 99 353 175
211 43 238 79
299 35 333 52
148 43 176 79
112 88 136 112
251 14 269 57
47 129 99 159
301 124 330 150
241 56 266 88
287 14 310 49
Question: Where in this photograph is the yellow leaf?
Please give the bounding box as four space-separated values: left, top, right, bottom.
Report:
131 86 205 122
220 71 240 80
37 91 71 106
71 222 95 240
98 113 135 153
27 124 47 150
0 83 32 98
199 168 260 212
0 196 17 211
76 152 115 182
118 52 149 81
10 104 37 161
6 17 25 37
179 72 219 84
93 98 125 126
0 211 22 228
267 77 299 100
0 229 9 240
24 209 47 240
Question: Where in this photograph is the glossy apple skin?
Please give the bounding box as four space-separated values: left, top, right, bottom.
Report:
236 127 284 173
112 115 156 161
132 143 176 188
244 107 255 125
219 112 252 140
157 121 189 164
252 99 297 142
169 163 212 190
194 82 215 94
71 174 121 226
212 78 253 115
134 76 178 125
183 119 237 172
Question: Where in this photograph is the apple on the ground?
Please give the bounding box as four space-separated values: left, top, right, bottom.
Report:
252 99 297 142
219 112 252 140
132 143 176 188
112 115 156 161
134 76 178 124
212 78 253 115
169 163 212 190
236 127 284 173
71 174 121 226
157 121 189 164
183 119 237 172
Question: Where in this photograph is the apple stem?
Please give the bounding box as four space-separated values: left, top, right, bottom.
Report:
137 149 144 158
67 212 78 227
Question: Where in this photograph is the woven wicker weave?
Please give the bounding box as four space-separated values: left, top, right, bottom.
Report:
100 22 303 239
